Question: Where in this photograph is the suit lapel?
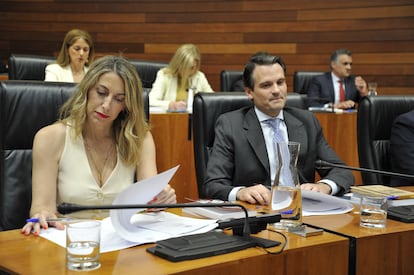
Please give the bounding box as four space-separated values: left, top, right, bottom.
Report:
244 108 270 173
284 110 307 157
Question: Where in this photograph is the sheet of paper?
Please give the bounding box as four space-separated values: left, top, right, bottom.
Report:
302 189 354 216
110 165 179 242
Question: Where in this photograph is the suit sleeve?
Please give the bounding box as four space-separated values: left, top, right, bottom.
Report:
390 112 414 186
204 115 237 200
307 77 325 108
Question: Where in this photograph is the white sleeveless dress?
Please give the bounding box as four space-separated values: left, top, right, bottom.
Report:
57 125 135 218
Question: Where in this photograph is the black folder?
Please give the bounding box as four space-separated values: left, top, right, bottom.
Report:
388 205 414 223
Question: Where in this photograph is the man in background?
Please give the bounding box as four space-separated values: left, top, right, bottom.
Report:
307 49 368 109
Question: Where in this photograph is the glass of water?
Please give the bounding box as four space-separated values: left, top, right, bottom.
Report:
360 195 387 228
66 220 101 271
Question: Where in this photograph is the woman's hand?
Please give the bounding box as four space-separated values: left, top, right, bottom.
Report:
21 211 65 236
146 185 177 211
168 101 187 111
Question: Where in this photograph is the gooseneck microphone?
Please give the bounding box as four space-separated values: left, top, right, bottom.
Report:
315 160 414 179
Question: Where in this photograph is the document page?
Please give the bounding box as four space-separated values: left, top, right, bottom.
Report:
302 189 354 216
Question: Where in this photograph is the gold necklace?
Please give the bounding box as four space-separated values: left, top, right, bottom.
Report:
84 139 115 186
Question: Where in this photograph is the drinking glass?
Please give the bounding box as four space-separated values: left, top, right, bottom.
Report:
66 220 101 271
360 195 387 228
368 82 378 96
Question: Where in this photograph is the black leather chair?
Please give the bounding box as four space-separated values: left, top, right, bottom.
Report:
129 59 167 89
192 92 308 198
220 70 243 91
8 54 56 80
357 95 414 186
293 71 324 94
0 81 75 231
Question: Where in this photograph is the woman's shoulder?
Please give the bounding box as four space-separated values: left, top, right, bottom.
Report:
35 122 67 142
45 63 66 71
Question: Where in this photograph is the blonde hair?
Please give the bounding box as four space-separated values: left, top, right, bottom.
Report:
165 44 201 91
59 55 149 166
56 29 95 67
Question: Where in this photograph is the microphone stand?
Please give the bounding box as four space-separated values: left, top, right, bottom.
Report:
315 160 414 179
58 202 281 247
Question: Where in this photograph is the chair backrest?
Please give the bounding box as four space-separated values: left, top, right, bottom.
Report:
293 71 324 94
0 80 76 231
129 59 168 89
357 95 414 185
8 54 56 80
220 70 243 91
192 92 308 198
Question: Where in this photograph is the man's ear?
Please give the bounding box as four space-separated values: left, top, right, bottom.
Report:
244 87 254 100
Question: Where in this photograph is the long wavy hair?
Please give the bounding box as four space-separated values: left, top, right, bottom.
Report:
56 29 95 67
164 44 201 91
59 55 149 166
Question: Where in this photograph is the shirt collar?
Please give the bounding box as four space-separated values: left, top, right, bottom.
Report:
254 106 284 123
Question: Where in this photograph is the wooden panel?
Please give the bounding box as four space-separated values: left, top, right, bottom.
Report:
0 0 413 95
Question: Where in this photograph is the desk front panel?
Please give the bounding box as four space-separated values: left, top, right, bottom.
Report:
304 207 414 275
0 227 348 275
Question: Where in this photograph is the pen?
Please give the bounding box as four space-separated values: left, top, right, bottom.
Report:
387 195 414 200
26 218 72 223
280 209 294 215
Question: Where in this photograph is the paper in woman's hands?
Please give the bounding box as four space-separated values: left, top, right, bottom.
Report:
109 165 179 242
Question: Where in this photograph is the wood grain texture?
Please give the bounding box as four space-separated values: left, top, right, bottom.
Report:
0 1 413 94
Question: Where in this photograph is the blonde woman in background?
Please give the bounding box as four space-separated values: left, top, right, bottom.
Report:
45 29 95 83
149 44 214 111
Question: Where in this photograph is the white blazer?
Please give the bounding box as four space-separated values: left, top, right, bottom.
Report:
45 64 88 83
149 68 214 110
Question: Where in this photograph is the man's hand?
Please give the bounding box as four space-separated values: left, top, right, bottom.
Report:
236 184 271 205
355 76 368 96
334 100 356 109
301 182 332 194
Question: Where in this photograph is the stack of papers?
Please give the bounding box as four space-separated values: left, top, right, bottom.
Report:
40 166 217 253
182 200 257 220
302 190 354 216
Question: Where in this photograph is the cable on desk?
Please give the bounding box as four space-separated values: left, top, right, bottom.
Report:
260 230 288 255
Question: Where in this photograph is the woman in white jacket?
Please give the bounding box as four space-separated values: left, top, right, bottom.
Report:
149 44 214 111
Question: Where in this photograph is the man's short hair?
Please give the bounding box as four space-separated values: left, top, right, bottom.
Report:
243 52 286 89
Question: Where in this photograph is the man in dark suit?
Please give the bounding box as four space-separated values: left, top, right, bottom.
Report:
204 53 354 204
390 110 414 186
307 49 368 109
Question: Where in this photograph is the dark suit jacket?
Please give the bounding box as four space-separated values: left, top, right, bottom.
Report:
204 106 354 200
307 72 361 107
390 110 414 186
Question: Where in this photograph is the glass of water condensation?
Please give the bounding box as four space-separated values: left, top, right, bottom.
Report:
66 220 101 271
270 142 302 231
360 195 387 228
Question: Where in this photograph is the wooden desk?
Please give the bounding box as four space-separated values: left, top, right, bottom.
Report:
150 111 361 202
0 74 8 81
150 113 197 202
0 221 348 274
304 200 414 275
313 112 361 184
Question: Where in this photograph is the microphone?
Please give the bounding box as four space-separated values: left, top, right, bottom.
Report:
315 160 414 179
57 202 280 242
